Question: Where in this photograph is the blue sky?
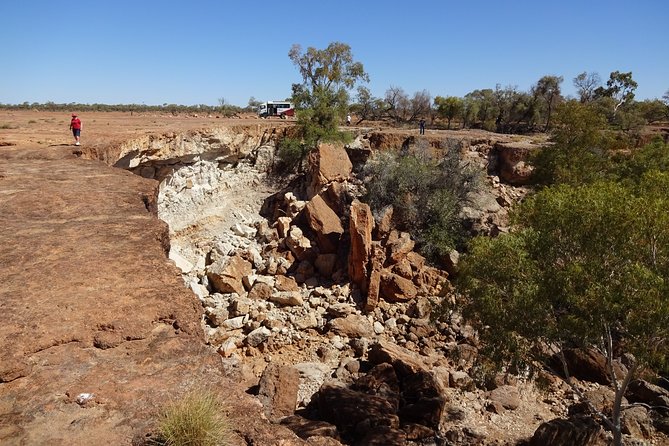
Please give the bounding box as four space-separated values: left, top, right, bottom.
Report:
1 0 667 106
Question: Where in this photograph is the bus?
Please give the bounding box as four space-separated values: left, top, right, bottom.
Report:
257 101 295 119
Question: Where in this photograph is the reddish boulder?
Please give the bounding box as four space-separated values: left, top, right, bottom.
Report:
306 143 353 199
207 254 252 296
380 271 417 302
303 195 344 254
258 363 300 421
348 200 374 291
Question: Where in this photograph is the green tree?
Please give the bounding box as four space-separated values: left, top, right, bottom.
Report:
282 42 368 170
531 101 610 185
595 71 638 117
458 179 669 446
434 96 464 129
533 75 563 131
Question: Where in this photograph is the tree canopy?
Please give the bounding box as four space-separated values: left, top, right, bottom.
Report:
279 42 368 170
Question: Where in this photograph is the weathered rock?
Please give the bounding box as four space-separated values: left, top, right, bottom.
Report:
488 385 521 410
258 363 300 421
248 281 273 300
315 253 338 278
626 379 669 409
368 341 430 377
306 143 353 199
205 307 230 327
286 226 314 261
207 254 252 296
379 271 417 302
294 362 332 407
317 382 399 434
0 145 309 445
246 326 271 347
281 415 341 441
491 141 537 186
529 416 608 446
348 200 373 292
270 291 304 307
329 314 375 339
385 231 415 264
304 194 344 254
275 275 300 292
355 426 406 446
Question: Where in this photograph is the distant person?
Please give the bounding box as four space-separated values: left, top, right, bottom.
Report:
346 114 352 126
419 118 425 135
69 113 82 145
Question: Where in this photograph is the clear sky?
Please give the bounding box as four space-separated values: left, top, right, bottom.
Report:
1 0 667 106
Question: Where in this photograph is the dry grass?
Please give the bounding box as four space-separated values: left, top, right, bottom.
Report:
156 391 229 446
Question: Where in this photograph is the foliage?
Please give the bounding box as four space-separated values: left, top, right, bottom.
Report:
283 42 367 171
0 101 242 115
384 87 432 123
434 96 464 129
350 86 384 124
458 179 669 445
613 137 669 183
157 391 229 446
531 101 611 185
533 75 563 131
573 71 602 103
595 70 638 117
363 147 480 261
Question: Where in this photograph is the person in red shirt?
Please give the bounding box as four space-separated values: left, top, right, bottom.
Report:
69 113 82 145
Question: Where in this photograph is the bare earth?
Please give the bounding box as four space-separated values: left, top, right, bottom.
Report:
0 110 306 445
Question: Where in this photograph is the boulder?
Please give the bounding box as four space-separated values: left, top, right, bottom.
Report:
248 281 273 300
246 327 271 347
207 254 253 296
275 275 300 292
529 416 608 446
385 231 415 264
488 385 521 410
491 141 537 186
348 200 374 292
286 226 313 261
306 143 353 199
559 348 626 385
626 379 669 408
317 382 399 434
258 363 300 421
303 195 344 254
269 291 304 307
379 271 417 302
329 314 375 339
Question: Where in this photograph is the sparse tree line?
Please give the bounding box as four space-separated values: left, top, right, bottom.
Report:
0 100 249 117
352 71 669 134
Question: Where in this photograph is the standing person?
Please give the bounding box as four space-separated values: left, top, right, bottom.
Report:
69 113 82 145
346 114 352 126
419 118 425 135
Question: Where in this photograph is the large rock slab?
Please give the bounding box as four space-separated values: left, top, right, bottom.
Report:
348 200 373 292
306 143 352 199
0 148 307 445
303 194 344 254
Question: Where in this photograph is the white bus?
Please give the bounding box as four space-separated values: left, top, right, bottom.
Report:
257 101 295 118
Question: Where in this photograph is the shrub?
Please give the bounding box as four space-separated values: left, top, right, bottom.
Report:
157 391 229 446
363 144 480 262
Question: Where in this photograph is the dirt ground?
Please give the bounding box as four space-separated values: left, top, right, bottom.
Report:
0 110 294 151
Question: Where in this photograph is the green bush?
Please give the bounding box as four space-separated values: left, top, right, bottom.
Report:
363 146 480 262
157 391 229 446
